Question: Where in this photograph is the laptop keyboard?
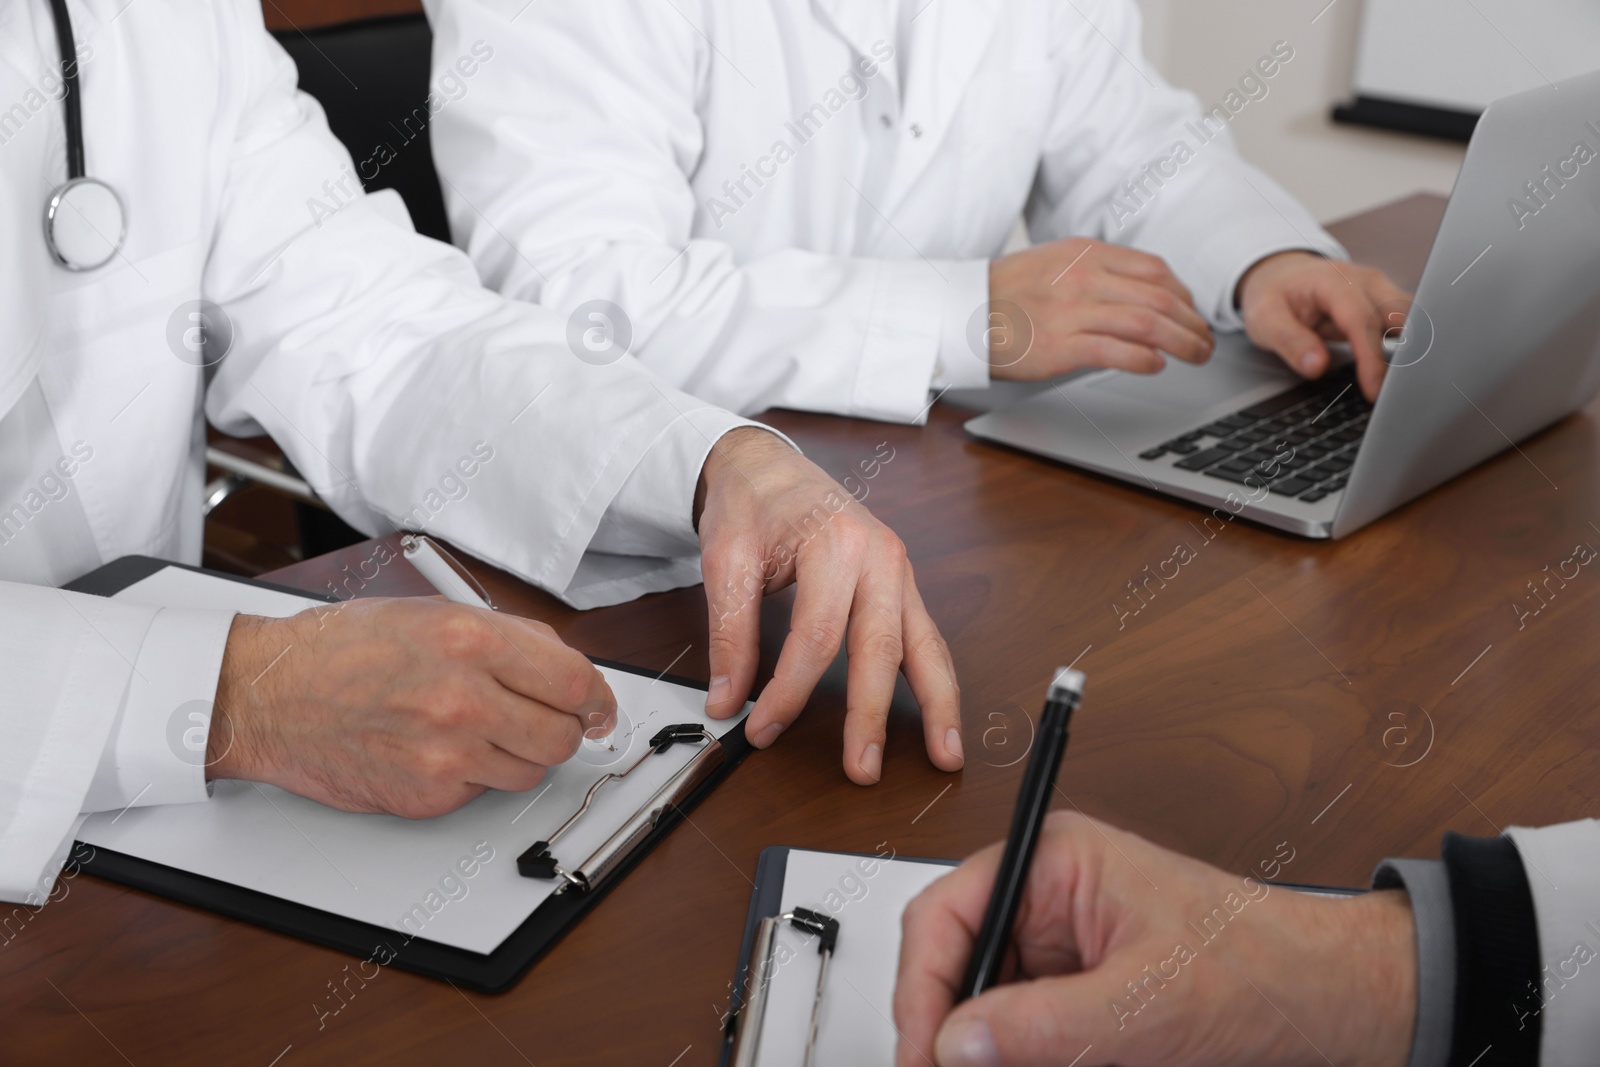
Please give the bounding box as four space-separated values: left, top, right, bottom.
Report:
1136 368 1370 504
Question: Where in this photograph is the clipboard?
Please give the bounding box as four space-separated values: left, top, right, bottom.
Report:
718 846 1364 1067
63 555 754 993
719 847 959 1067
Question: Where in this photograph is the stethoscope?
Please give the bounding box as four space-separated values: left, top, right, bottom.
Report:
42 0 126 271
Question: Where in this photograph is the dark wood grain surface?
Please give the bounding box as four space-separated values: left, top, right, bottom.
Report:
10 192 1599 1067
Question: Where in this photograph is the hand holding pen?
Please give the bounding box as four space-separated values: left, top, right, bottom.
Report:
203 534 614 817
891 669 1416 1067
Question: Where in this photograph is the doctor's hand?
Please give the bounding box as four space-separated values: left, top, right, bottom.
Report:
985 238 1215 381
893 812 1416 1067
207 600 616 816
695 427 963 785
1236 251 1412 402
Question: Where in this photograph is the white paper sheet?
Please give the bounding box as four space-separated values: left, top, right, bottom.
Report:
78 566 746 955
758 850 956 1067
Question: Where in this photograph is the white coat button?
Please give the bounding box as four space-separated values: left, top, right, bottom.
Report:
909 122 923 138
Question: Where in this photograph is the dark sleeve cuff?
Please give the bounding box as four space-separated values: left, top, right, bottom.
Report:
1440 831 1542 1067
1372 858 1455 1067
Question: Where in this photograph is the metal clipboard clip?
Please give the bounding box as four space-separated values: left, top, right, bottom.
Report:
516 723 724 894
726 908 840 1067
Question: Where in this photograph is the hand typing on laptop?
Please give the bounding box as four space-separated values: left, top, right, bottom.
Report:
1235 250 1412 402
987 239 1409 403
986 239 1217 379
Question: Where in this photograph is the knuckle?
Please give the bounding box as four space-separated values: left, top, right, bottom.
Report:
858 628 904 669
707 624 745 658
1072 334 1108 362
549 714 585 762
918 626 956 664
1132 254 1166 280
512 764 549 793
560 659 596 710
410 746 464 787
435 610 494 662
874 531 909 568
1126 308 1161 342
1093 336 1132 364
911 630 954 674
795 619 846 661
831 518 872 557
1342 302 1382 336
1068 334 1107 363
425 684 479 731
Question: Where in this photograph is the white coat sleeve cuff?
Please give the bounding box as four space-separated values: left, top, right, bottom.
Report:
857 259 988 423
83 608 237 812
0 587 156 905
1201 228 1346 332
589 408 798 559
930 259 993 392
1504 820 1600 1065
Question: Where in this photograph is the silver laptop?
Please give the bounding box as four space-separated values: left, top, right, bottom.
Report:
965 69 1600 538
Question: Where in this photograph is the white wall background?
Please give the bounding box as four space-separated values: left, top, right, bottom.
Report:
1133 0 1468 224
1351 0 1600 112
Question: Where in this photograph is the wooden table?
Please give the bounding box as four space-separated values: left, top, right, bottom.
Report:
10 193 1600 1066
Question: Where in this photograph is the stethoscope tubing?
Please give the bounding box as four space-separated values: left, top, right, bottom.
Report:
43 0 125 271
47 0 85 180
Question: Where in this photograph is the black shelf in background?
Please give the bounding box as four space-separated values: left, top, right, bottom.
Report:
1332 94 1480 143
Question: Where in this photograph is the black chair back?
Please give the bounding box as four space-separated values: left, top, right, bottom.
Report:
272 15 452 243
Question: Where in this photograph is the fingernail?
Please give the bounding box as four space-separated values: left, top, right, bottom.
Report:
937 1018 999 1067
945 727 965 763
858 742 883 783
1299 351 1320 374
754 721 785 748
706 675 731 708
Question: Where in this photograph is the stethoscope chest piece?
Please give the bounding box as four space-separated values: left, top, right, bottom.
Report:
44 176 126 271
43 0 126 272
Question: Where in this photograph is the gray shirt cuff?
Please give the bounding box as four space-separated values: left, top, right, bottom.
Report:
1373 857 1456 1067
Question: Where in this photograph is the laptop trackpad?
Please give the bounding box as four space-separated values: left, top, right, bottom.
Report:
1079 336 1294 411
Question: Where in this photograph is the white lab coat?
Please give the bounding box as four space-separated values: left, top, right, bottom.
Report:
1505 821 1600 1067
0 0 755 905
427 0 1345 425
